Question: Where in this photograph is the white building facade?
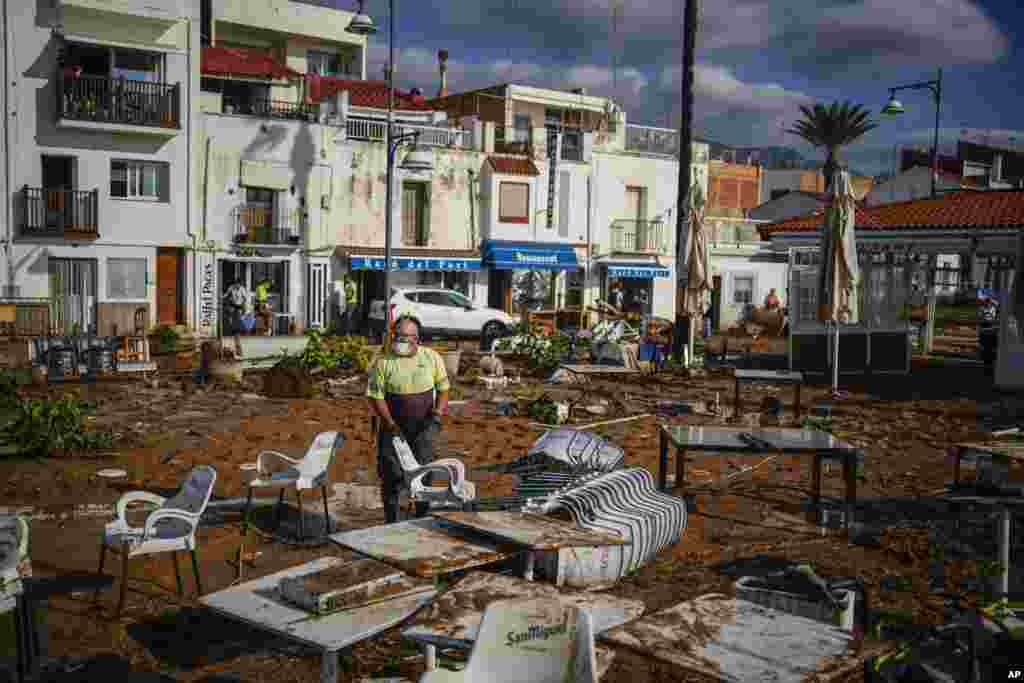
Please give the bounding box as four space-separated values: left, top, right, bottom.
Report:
1 0 200 335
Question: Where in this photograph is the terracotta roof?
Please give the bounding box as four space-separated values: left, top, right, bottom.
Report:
758 189 1024 237
201 47 298 80
308 77 433 111
487 157 540 176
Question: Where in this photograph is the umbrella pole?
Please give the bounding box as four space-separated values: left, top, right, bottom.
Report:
832 321 840 397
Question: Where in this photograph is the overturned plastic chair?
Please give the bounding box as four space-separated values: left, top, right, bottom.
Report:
392 435 476 509
96 465 217 617
419 599 597 683
243 431 344 540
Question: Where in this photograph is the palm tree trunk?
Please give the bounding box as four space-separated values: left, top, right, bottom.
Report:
823 145 840 192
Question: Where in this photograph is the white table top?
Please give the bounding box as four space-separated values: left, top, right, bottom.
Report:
200 556 436 652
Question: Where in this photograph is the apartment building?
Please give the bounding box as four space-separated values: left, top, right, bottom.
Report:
1 0 200 335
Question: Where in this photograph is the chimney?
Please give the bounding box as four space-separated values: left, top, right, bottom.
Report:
437 49 449 98
993 153 1003 184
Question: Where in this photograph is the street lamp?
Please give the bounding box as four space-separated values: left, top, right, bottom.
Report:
881 67 943 198
347 1 433 340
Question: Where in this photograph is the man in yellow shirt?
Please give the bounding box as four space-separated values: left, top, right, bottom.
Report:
366 315 450 523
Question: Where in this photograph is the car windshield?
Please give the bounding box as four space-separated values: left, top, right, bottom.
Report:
448 292 472 308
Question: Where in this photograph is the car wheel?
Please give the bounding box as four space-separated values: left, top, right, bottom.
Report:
481 321 506 351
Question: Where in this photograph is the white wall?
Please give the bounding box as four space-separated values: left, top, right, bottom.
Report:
710 246 788 330
3 0 199 322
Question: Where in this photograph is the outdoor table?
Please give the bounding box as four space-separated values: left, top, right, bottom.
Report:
430 511 629 583
401 570 643 672
657 426 862 528
200 556 436 683
328 518 519 581
733 368 804 418
599 593 892 683
938 493 1024 599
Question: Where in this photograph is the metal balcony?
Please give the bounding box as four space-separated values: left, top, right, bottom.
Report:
610 219 667 253
21 187 99 239
346 118 469 147
57 73 181 133
233 206 303 245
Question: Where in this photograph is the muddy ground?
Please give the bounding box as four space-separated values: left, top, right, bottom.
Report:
2 333 1023 682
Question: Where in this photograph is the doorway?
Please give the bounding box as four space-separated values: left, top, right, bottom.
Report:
157 247 183 324
42 156 75 230
488 270 512 313
49 258 97 334
401 182 428 246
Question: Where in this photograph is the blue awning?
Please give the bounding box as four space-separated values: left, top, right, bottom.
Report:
606 263 671 279
481 240 579 271
350 255 481 271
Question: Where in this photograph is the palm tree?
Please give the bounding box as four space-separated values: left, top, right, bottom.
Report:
785 101 878 190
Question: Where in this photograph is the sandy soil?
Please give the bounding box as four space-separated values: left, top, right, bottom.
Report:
3 338 1023 682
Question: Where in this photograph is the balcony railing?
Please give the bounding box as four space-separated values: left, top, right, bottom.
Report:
625 124 679 157
222 96 319 120
610 219 667 253
21 187 99 238
58 73 180 129
233 206 303 245
495 125 534 155
345 118 469 147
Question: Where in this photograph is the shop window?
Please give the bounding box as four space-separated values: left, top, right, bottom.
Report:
499 182 529 224
732 275 754 305
110 160 168 201
107 257 147 299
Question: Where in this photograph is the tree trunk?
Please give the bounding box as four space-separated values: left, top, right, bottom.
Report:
823 146 840 193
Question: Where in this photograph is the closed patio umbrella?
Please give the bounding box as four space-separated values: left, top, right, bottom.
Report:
681 181 710 366
818 170 860 397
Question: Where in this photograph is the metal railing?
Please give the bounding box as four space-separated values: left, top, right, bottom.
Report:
58 73 180 129
345 118 468 147
21 187 99 238
222 96 318 120
625 124 679 156
233 205 303 245
610 219 667 253
495 125 534 155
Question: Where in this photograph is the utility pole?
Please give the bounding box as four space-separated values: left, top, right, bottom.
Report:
673 0 699 360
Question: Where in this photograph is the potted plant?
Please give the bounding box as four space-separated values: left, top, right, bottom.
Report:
150 325 179 355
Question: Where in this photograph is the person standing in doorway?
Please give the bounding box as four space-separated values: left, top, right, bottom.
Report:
342 275 359 335
764 288 781 311
366 316 450 523
223 279 249 335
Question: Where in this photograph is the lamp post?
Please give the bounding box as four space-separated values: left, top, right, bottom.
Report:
347 1 432 340
881 68 943 198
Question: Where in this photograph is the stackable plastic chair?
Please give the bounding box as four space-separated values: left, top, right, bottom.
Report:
418 599 597 683
97 465 217 616
391 435 477 508
243 431 344 540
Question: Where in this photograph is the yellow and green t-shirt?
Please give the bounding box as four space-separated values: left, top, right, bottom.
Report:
367 346 450 413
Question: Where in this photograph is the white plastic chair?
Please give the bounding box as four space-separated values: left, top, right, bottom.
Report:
96 465 217 616
419 599 597 683
243 431 344 540
392 435 476 508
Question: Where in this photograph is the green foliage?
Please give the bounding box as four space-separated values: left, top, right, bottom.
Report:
298 329 372 371
800 415 834 432
0 371 17 411
1 396 113 458
495 327 575 373
526 394 560 425
151 325 180 352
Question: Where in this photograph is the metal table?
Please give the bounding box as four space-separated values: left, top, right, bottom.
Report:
658 426 862 528
200 556 436 683
430 511 629 582
401 570 643 672
328 518 519 580
733 368 804 417
599 593 892 683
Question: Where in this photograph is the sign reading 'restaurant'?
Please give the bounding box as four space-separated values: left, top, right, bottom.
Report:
514 252 559 265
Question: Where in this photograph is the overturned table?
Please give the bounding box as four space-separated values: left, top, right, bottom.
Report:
200 556 436 683
658 426 863 528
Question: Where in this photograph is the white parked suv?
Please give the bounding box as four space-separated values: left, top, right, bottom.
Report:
369 287 518 340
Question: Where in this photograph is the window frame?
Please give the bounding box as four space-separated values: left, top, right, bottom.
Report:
731 273 756 306
110 159 167 202
498 181 530 224
106 257 148 300
307 49 340 77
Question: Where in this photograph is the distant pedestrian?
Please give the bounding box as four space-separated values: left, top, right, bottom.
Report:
764 288 781 311
341 275 360 335
223 280 249 335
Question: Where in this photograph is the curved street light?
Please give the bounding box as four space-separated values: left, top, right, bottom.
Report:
881 68 943 198
346 1 434 339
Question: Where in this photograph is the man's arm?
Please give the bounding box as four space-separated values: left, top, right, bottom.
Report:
370 398 399 431
432 350 451 416
434 390 449 417
366 362 398 431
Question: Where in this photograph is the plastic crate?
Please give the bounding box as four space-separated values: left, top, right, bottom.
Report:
736 576 855 631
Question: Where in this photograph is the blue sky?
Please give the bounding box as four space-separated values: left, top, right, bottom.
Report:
327 0 1024 176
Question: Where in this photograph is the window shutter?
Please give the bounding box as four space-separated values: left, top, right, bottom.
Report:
558 171 571 237
421 185 432 245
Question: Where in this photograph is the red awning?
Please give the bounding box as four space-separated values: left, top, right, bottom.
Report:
306 76 433 111
201 46 298 81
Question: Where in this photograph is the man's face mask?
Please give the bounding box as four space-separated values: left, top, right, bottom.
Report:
392 334 417 356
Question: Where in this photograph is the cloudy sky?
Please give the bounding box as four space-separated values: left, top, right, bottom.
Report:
327 0 1023 176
